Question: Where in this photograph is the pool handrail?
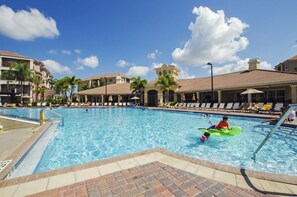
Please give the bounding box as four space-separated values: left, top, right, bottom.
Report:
252 104 297 161
40 108 64 126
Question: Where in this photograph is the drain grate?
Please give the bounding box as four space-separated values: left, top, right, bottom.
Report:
0 160 12 172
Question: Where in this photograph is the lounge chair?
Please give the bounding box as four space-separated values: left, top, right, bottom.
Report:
211 103 218 110
96 103 99 106
218 103 225 110
200 103 206 109
272 103 284 113
123 102 126 107
37 102 41 107
119 102 122 106
108 102 112 106
104 102 108 106
225 103 233 110
231 102 240 111
204 103 211 110
42 102 47 107
259 102 273 113
114 103 118 106
186 103 191 108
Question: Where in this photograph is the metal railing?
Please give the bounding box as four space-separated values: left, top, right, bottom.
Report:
252 104 297 161
40 108 64 126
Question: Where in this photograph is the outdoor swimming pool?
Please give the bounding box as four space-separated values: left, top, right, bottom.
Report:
1 107 296 176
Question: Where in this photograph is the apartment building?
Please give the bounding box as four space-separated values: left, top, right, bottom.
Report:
275 54 297 72
0 51 53 103
78 73 130 91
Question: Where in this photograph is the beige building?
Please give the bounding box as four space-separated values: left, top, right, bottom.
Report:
77 60 297 106
0 51 34 103
78 73 130 91
0 51 53 103
275 54 297 72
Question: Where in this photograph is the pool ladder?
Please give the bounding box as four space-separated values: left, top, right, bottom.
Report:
252 104 297 161
40 108 64 126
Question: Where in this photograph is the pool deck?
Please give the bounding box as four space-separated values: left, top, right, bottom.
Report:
0 108 296 196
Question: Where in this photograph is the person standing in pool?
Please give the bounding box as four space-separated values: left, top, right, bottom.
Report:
201 132 210 142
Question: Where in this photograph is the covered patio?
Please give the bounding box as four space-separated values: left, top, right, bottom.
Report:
76 83 133 105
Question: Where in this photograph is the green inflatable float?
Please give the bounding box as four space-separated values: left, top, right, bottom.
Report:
198 126 242 136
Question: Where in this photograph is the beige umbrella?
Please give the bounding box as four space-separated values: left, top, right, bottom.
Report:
192 93 196 101
241 88 264 94
130 96 140 104
241 88 264 103
108 95 113 102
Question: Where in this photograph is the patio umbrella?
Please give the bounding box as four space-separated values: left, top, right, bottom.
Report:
241 88 264 94
108 95 113 102
240 88 264 103
192 93 196 101
130 96 140 103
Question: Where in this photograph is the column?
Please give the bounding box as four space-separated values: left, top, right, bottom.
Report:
77 95 80 102
173 93 177 102
217 91 221 103
144 92 148 106
290 85 297 103
101 95 104 104
157 91 163 106
84 95 88 102
196 92 200 102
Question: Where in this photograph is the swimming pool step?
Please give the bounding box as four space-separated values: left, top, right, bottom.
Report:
6 121 59 179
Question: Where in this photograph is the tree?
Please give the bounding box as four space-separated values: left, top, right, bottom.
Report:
155 73 178 103
65 76 82 102
130 77 147 105
32 74 42 101
9 62 33 104
0 69 14 93
40 87 48 101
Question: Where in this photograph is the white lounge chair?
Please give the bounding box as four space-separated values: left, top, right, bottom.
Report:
218 103 225 110
225 103 233 110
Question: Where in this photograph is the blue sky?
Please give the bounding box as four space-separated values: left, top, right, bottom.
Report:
1 0 297 81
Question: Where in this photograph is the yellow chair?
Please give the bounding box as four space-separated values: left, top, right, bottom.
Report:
261 104 271 111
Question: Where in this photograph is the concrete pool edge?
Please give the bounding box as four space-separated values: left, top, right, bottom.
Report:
0 121 53 180
0 149 296 196
0 148 296 186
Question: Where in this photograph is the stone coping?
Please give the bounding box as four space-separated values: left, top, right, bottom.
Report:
0 147 296 188
0 121 53 180
0 151 296 196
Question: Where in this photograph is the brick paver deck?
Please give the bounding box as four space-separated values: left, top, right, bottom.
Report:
28 162 278 197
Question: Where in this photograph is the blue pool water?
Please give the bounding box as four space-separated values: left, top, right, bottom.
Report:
1 107 296 176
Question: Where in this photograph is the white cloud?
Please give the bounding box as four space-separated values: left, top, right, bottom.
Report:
178 67 195 79
126 66 150 77
151 62 163 69
147 49 161 60
76 55 99 68
62 50 71 55
172 6 249 66
212 58 273 75
0 5 59 41
48 49 57 54
116 59 129 67
43 60 71 74
74 49 81 54
76 66 84 71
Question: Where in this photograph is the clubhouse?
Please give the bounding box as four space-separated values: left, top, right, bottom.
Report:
77 58 297 106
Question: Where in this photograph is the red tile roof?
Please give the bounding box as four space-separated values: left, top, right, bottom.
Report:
0 51 30 59
77 83 131 95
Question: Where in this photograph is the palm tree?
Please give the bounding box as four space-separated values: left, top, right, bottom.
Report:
32 74 42 101
66 76 82 102
155 73 178 104
0 69 14 93
40 87 48 101
130 77 147 105
9 62 33 104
